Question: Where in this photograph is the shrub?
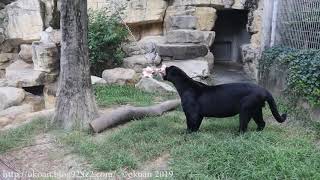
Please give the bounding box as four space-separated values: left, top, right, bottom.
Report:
259 46 320 106
88 9 128 76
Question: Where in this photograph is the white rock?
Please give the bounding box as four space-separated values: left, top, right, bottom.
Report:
40 27 62 44
168 15 197 30
123 36 166 56
194 7 217 31
166 30 215 46
124 0 168 25
91 76 107 85
156 43 208 60
0 53 18 63
102 68 138 85
123 55 161 73
163 60 210 79
136 77 177 93
6 60 58 87
5 0 43 43
0 104 33 118
19 44 33 62
32 41 59 73
0 87 25 110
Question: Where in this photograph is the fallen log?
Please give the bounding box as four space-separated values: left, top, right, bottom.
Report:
89 99 181 133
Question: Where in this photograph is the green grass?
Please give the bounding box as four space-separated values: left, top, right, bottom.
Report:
2 85 320 179
0 119 47 154
94 85 177 107
56 109 320 179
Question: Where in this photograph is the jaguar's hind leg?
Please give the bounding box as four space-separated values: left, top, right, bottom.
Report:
253 108 266 131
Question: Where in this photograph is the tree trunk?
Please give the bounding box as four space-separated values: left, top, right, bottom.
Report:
52 0 98 130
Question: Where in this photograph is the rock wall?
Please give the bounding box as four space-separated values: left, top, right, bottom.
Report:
0 0 264 128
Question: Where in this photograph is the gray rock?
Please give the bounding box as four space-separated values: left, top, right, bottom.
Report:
32 41 59 73
123 36 166 56
0 53 18 64
156 43 208 60
19 44 33 62
40 27 62 44
5 0 43 44
6 60 58 87
123 55 161 73
166 30 215 46
0 41 14 53
0 79 8 87
0 33 4 44
0 87 25 110
169 15 197 30
241 44 260 80
0 104 33 117
135 77 176 93
163 59 210 79
102 68 138 85
91 76 107 85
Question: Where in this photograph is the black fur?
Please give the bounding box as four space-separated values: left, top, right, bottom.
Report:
163 66 287 133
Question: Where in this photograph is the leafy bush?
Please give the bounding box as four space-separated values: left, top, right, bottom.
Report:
259 46 320 106
88 9 128 76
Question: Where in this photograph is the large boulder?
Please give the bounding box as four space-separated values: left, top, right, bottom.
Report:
102 68 138 85
163 60 210 79
0 87 25 110
135 77 177 93
172 0 236 8
5 0 43 44
124 0 168 25
194 7 217 31
91 76 107 85
168 15 197 31
6 60 58 87
0 28 4 44
0 53 18 64
123 55 161 73
23 92 45 112
166 30 215 46
0 104 33 118
232 0 246 9
0 79 8 87
156 43 208 60
241 44 260 80
164 6 217 32
164 6 196 33
40 27 62 44
19 44 33 62
123 36 166 56
32 41 59 73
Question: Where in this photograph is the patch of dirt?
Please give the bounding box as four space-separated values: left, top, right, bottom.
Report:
139 153 170 172
0 133 111 180
120 154 171 180
0 130 172 180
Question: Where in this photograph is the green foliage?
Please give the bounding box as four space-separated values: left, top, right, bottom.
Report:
88 9 128 76
260 46 320 106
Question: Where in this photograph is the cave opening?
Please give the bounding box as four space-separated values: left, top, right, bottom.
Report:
211 9 251 64
211 9 253 84
23 85 45 96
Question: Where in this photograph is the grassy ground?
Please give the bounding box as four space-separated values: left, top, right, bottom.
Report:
0 119 47 153
94 85 177 107
1 85 320 179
